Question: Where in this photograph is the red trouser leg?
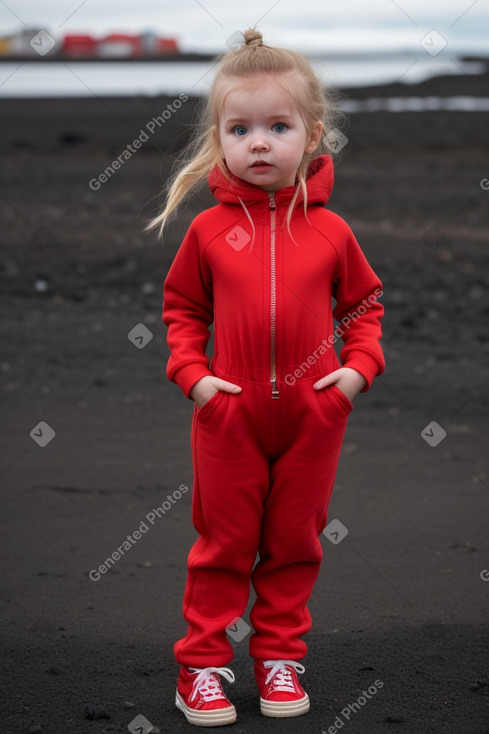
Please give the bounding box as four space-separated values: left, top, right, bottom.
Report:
249 432 347 660
173 378 353 667
174 386 270 667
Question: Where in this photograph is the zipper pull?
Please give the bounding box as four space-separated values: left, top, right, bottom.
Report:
268 193 276 210
271 380 280 399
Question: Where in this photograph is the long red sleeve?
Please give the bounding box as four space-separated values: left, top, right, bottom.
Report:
162 218 215 398
332 225 385 391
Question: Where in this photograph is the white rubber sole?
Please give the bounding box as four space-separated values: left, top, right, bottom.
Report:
175 689 237 727
260 693 310 717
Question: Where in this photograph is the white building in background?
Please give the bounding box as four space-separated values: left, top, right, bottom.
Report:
8 28 47 56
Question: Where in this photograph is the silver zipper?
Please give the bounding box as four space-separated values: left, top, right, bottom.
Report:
269 193 280 399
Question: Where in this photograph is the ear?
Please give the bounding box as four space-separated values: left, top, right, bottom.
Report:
305 121 323 155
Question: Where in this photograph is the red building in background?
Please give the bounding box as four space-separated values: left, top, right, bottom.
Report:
62 34 99 58
93 31 178 58
0 27 179 59
153 36 178 54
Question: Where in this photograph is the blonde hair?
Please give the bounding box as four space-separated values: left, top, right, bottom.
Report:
145 28 342 239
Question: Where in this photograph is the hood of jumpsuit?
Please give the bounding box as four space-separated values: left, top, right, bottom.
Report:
208 154 335 212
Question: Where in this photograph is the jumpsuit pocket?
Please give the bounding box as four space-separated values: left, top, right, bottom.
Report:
328 383 354 414
195 389 226 419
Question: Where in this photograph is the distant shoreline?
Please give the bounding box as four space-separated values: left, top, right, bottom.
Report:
0 52 216 63
1 55 487 102
1 53 488 64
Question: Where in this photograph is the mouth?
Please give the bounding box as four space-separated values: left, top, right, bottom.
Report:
251 161 272 169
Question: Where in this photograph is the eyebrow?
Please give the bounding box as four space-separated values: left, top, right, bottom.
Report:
225 114 295 124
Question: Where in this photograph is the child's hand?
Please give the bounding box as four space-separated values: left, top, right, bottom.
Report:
190 376 242 408
313 367 367 402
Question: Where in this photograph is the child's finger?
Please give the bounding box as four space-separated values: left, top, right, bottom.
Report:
214 378 242 394
313 372 339 390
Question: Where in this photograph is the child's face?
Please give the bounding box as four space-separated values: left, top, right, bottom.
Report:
218 74 322 192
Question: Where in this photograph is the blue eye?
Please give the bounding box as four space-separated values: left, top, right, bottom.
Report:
272 122 287 133
233 126 247 136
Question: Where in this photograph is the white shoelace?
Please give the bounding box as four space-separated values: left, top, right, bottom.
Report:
263 659 305 692
188 666 235 703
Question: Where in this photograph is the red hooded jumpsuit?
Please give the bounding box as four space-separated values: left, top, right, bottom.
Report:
163 154 385 668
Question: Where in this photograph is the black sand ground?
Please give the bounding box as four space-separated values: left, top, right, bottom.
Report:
1 69 489 733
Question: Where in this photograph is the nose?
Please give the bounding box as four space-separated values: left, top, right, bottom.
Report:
250 136 269 152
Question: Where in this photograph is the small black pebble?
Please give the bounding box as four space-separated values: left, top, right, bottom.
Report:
45 665 62 675
84 704 111 721
469 683 479 691
58 131 87 145
123 701 135 708
28 726 42 733
386 715 405 723
70 288 87 302
477 679 489 687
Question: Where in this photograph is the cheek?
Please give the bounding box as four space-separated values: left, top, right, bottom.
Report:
222 142 235 161
219 136 232 160
223 138 244 161
282 139 304 164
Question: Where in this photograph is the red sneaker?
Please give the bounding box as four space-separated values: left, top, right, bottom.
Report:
254 659 310 717
175 665 237 726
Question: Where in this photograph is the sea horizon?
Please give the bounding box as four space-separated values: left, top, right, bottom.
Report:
0 51 487 101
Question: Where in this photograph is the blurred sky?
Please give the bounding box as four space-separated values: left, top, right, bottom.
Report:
1 0 488 54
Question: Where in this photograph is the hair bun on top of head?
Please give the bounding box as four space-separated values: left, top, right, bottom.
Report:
243 28 263 48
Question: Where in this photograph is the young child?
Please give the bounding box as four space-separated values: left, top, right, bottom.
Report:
146 28 385 727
